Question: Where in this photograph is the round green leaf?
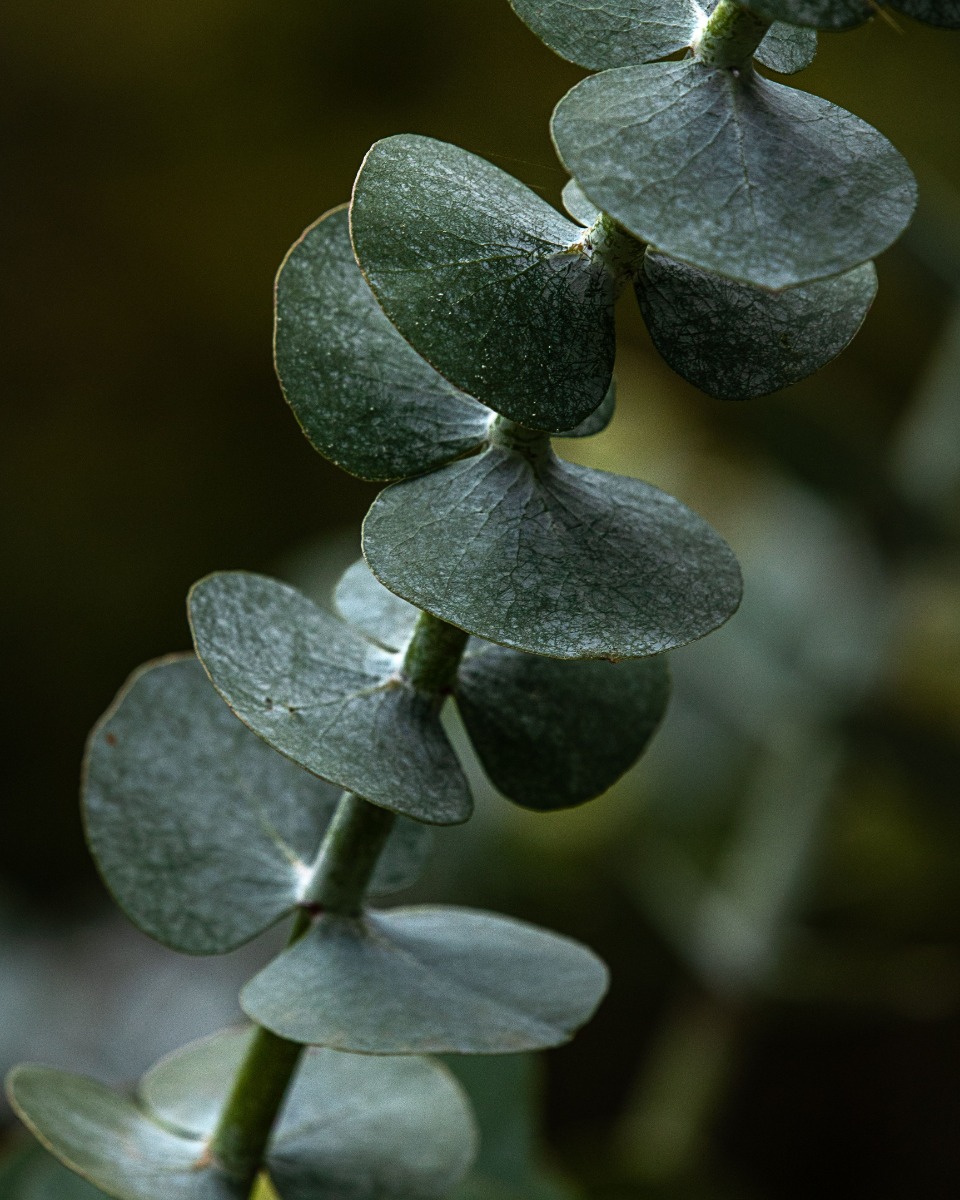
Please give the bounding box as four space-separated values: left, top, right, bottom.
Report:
636 250 877 400
893 0 960 25
753 21 817 73
275 206 490 483
557 381 616 438
6 1066 239 1200
351 135 616 433
140 1029 477 1200
744 0 874 28
268 1052 476 1200
509 0 699 68
552 60 916 289
362 447 742 660
561 179 598 228
456 646 670 810
241 906 609 1053
510 0 814 73
189 573 471 826
83 656 432 955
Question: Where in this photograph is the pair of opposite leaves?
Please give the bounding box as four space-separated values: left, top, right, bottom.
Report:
8 1028 479 1200
339 2 916 426
82 566 624 1046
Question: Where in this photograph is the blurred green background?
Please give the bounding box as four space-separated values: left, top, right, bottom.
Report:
1 2 960 1197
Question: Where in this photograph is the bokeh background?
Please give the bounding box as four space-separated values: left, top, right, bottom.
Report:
2 2 960 1197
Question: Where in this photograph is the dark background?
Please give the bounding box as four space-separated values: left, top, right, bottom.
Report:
2 3 960 1197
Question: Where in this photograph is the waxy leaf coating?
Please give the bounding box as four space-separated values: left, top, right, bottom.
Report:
141 1030 477 1200
363 446 742 660
351 134 616 432
636 251 877 399
753 22 817 74
9 1030 476 1200
242 906 609 1053
275 206 490 482
553 60 916 289
456 645 670 810
510 0 815 74
334 558 421 653
189 572 471 826
7 1067 239 1200
83 656 432 955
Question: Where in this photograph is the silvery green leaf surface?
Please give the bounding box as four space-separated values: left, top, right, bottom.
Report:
893 0 960 25
333 558 421 652
753 21 817 72
0 1144 107 1200
83 656 433 955
509 0 696 68
636 250 877 399
268 1051 476 1200
362 447 742 660
8 1033 475 1200
561 179 598 228
241 906 609 1053
457 646 670 809
744 0 874 27
552 60 916 289
6 1067 240 1200
189 573 471 825
510 0 814 73
558 382 616 438
140 1029 477 1200
351 135 616 432
275 206 490 482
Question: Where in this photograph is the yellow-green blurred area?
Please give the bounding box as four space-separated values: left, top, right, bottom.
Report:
2 1 960 1197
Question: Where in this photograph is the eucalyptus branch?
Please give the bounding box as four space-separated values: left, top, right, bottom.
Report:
6 0 955 1197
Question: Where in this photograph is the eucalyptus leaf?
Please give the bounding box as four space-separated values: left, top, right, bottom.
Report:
893 0 960 25
351 135 616 432
189 573 471 825
275 206 490 482
334 558 420 652
510 0 814 73
83 656 432 955
457 645 670 809
362 446 742 660
140 1029 477 1200
753 21 817 73
552 59 916 289
561 179 598 229
509 0 698 68
558 382 616 438
6 1066 240 1200
8 1032 476 1200
744 0 874 27
636 250 877 399
242 906 609 1053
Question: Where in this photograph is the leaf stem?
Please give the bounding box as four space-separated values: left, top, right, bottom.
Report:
695 0 770 69
581 211 646 284
209 791 396 1189
401 609 470 695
